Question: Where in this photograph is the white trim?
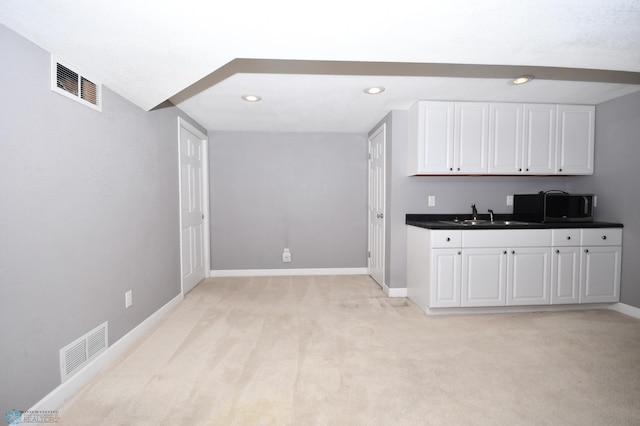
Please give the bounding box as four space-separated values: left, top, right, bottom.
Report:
210 268 368 277
177 117 210 297
27 294 182 411
422 303 617 316
609 302 640 319
382 283 408 298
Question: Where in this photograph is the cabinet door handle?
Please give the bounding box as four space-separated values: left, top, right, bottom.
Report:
602 235 607 240
449 167 453 171
457 251 461 255
559 168 563 172
567 236 571 240
584 249 589 253
446 237 451 242
503 251 507 254
511 250 515 254
556 249 560 254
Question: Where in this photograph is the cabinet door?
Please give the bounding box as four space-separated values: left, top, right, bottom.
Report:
462 248 507 307
454 102 489 174
507 247 551 306
429 249 462 308
580 246 621 303
488 103 523 174
523 104 556 174
551 247 580 304
556 105 594 175
409 101 455 174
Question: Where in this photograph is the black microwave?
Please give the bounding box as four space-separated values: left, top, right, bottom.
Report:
513 192 594 223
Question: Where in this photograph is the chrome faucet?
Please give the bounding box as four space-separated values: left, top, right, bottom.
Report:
471 204 478 220
488 209 494 222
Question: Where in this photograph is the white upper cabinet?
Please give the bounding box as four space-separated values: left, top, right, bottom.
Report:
408 101 488 175
455 102 489 174
523 104 557 174
556 105 595 175
408 101 454 174
488 103 523 174
410 101 594 176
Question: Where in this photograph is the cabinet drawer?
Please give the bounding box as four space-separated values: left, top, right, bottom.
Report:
430 230 462 248
581 228 622 246
462 229 551 248
552 229 581 246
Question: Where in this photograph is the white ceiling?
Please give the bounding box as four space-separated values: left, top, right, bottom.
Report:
1 0 640 133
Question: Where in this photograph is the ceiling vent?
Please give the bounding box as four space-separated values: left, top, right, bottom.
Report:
59 321 108 382
51 56 102 111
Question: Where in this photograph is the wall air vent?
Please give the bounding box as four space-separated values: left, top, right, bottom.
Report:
59 322 108 382
51 56 102 111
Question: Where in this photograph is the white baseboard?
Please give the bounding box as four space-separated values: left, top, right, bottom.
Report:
610 302 640 319
28 293 182 412
424 303 617 316
382 283 407 298
210 267 368 277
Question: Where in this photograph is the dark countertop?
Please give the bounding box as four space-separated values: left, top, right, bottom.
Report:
406 214 623 230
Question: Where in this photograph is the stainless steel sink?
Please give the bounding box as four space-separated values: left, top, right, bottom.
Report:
439 219 530 226
489 220 530 226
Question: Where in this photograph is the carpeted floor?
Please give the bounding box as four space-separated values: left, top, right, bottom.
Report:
59 275 640 425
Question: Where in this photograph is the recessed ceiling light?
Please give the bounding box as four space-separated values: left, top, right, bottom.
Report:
364 87 385 95
242 94 262 102
512 75 535 85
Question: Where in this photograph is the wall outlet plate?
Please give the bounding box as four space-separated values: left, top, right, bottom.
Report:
125 290 132 308
428 196 436 207
282 248 291 263
506 195 513 206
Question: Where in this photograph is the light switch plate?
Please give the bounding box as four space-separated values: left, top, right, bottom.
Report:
506 195 513 206
428 196 436 207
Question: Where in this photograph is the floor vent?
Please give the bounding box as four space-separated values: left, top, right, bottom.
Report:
60 322 108 382
51 56 102 111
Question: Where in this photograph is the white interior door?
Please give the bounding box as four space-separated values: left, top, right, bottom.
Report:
179 118 209 295
368 124 386 287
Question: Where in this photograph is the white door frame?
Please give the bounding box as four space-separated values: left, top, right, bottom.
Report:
178 117 210 297
368 123 386 288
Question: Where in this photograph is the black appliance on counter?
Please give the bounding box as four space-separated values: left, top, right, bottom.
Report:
513 191 594 223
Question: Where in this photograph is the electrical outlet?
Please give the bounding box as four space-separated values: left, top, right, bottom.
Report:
506 195 513 206
282 248 291 263
428 195 436 207
125 290 132 308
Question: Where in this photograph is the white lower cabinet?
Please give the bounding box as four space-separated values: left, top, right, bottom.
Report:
551 246 581 304
461 233 551 307
406 227 462 311
507 247 551 306
407 226 622 314
461 248 506 307
581 246 621 303
430 248 462 307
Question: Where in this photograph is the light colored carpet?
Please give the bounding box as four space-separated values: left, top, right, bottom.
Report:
59 275 640 425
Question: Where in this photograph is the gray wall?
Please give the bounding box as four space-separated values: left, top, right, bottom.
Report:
570 90 640 308
371 110 572 289
0 24 204 412
209 131 368 270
